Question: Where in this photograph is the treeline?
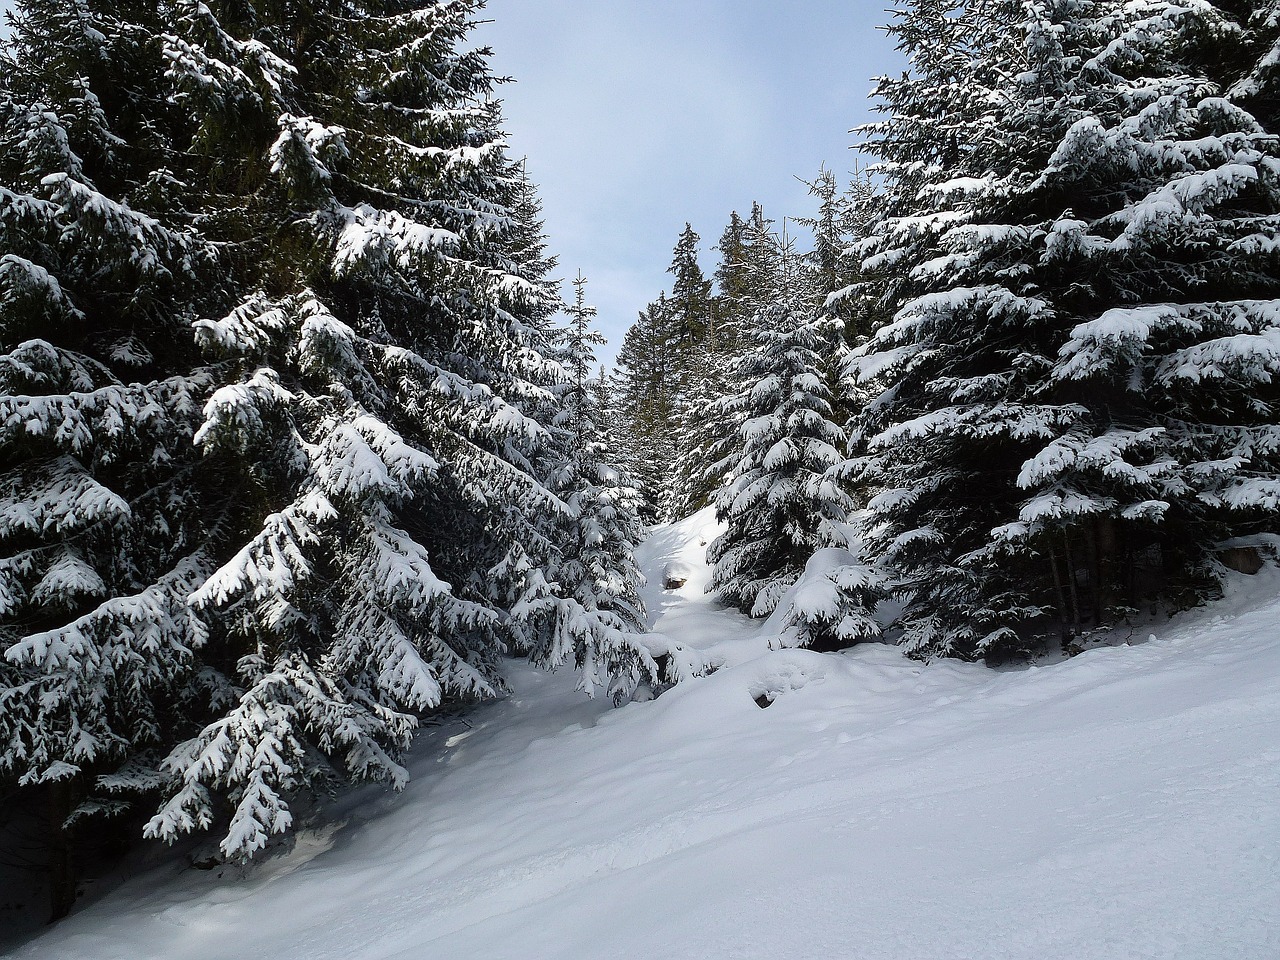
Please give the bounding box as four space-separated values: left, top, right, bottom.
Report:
0 0 662 921
610 0 1280 656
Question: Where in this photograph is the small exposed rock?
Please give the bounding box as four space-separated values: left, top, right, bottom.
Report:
662 560 693 591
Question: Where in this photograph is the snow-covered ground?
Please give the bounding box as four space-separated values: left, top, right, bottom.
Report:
7 508 1279 959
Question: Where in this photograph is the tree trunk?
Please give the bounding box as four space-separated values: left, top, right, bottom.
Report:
1063 531 1082 630
46 779 77 923
1048 540 1070 643
1094 516 1118 622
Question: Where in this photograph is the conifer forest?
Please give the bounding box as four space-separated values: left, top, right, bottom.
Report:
1 2 1278 956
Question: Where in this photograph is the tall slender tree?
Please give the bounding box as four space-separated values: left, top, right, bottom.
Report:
143 0 633 861
612 296 681 521
0 0 665 901
707 240 854 621
0 0 235 918
519 273 657 702
667 223 715 354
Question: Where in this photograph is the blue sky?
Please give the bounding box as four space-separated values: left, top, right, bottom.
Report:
478 1 904 359
0 1 904 360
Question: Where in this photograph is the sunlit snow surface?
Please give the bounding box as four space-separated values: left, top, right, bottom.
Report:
10 507 1280 959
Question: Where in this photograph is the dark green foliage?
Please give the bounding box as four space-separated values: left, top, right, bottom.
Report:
0 0 658 900
846 0 1280 660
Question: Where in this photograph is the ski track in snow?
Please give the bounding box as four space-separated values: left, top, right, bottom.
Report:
7 508 1279 960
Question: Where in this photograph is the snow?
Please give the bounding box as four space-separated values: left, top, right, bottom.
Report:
759 547 855 633
637 508 762 668
7 509 1280 959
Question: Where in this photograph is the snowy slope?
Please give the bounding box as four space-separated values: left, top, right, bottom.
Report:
7 508 1279 960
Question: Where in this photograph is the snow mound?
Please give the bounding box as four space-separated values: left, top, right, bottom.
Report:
761 546 857 637
634 507 766 667
661 559 694 588
759 546 893 650
741 649 832 706
635 507 720 597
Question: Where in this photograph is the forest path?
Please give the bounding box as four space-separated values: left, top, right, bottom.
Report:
634 506 770 664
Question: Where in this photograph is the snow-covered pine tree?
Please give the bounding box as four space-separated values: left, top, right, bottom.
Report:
476 160 584 662
712 210 750 352
1226 0 1280 131
707 239 858 631
1010 0 1280 621
670 206 785 524
802 165 885 348
518 273 658 702
611 294 682 522
0 0 231 918
615 213 795 526
590 368 656 568
562 273 601 463
667 223 715 356
848 0 1280 659
736 203 783 320
613 221 749 524
663 225 727 520
795 168 852 302
127 0 641 862
845 0 1100 660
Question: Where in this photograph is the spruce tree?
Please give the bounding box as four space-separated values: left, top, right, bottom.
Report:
669 207 783 521
138 0 637 861
712 210 750 352
663 225 723 519
0 0 664 885
520 273 657 703
612 297 681 522
707 241 855 623
795 168 851 299
0 0 233 918
1016 1 1280 623
847 0 1280 659
667 223 714 353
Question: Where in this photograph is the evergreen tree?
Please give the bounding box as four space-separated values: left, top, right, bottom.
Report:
519 273 657 703
847 0 1280 659
615 217 778 524
798 165 885 348
590 368 650 555
141 0 636 861
795 167 850 298
662 225 724 519
1227 0 1280 131
712 210 750 352
707 241 855 624
667 223 714 353
0 0 666 889
712 203 780 332
0 0 236 918
667 207 785 521
612 296 681 522
737 203 782 318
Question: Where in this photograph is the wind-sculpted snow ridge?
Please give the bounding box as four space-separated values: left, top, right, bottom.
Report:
9 507 1279 960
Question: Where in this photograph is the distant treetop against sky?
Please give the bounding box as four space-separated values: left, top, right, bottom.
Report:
479 0 903 359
